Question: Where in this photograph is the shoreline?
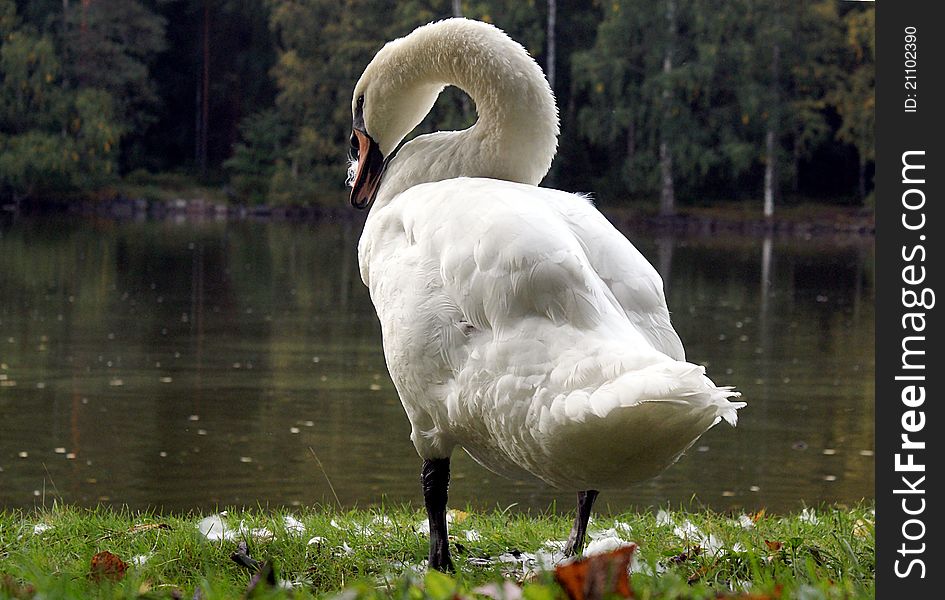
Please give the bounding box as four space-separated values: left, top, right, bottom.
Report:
4 195 874 238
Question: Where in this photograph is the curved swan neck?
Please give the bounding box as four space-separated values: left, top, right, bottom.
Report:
408 19 560 180
359 19 559 205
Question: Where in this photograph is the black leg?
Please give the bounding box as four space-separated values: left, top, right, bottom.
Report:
563 489 599 557
421 457 454 572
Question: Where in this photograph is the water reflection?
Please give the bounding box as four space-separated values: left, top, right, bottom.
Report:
0 216 873 514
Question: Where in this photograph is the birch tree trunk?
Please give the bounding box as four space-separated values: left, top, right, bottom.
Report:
763 19 781 218
659 0 676 217
763 128 776 218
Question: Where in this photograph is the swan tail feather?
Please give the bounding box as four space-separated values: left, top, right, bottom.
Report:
559 360 744 427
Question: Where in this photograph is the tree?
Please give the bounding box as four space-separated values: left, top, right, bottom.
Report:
0 22 66 133
571 0 708 206
266 0 389 203
2 0 873 205
223 108 290 204
60 0 166 132
0 0 122 199
569 0 869 210
657 0 677 216
831 4 874 201
127 0 277 176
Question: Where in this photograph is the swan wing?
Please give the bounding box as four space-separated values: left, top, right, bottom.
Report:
543 193 686 360
386 179 632 337
361 178 682 356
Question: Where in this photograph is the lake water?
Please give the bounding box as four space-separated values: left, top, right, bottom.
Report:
0 213 874 515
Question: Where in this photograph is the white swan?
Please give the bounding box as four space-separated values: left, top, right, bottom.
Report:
348 18 743 571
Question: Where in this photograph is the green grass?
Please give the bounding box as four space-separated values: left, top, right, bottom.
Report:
0 503 874 599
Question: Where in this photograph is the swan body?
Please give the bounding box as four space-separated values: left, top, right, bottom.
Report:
348 18 743 570
359 178 739 489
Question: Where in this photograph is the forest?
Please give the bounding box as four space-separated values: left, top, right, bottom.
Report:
1 0 874 213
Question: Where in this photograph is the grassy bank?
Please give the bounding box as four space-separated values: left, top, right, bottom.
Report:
0 503 873 599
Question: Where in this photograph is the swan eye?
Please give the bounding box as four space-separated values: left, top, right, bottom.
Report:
356 94 365 109
349 132 359 160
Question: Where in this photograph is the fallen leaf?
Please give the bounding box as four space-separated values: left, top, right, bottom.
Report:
764 540 783 552
688 565 710 584
89 551 128 582
554 544 636 600
751 509 766 523
853 519 872 538
447 509 470 524
668 546 702 564
1 575 36 599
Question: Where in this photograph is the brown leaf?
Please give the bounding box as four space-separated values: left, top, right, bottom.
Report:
554 545 637 600
750 509 767 523
687 564 709 584
89 550 128 582
1 575 36 599
764 540 782 552
669 545 702 564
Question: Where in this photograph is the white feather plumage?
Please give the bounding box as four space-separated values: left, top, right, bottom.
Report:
351 19 743 493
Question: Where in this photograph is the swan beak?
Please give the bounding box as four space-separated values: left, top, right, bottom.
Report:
350 129 385 209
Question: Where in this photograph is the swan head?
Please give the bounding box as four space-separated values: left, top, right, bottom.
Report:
348 33 443 209
348 18 559 209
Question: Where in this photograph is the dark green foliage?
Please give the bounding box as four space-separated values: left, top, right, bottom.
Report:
224 108 291 204
0 1 125 198
0 0 874 207
60 0 166 131
570 0 873 207
0 23 66 133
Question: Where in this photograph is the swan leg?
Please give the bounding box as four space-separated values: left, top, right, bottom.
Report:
563 489 599 556
421 457 454 572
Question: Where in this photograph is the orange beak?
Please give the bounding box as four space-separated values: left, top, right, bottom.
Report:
350 129 385 209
